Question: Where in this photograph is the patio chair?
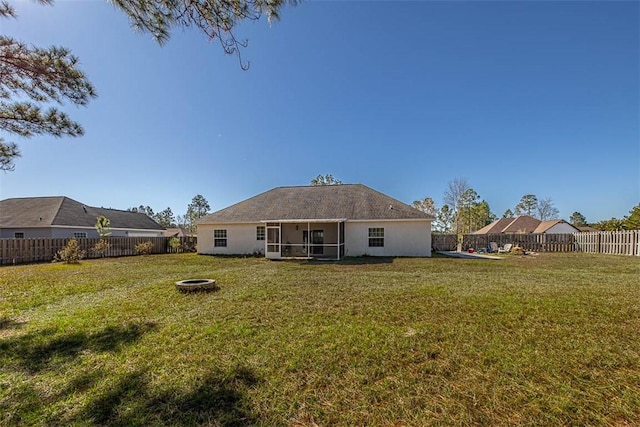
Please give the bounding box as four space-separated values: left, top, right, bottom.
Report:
489 242 499 253
498 243 512 253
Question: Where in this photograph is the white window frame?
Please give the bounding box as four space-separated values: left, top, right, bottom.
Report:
368 227 384 247
14 232 25 239
256 226 265 241
73 232 87 239
214 229 227 247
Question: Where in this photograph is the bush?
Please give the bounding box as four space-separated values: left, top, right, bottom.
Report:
168 237 182 252
91 239 111 257
135 241 154 255
511 245 525 256
53 238 86 264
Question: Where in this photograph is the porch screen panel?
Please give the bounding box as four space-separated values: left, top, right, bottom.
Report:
267 227 280 253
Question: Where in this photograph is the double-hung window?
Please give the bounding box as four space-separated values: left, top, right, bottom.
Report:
256 226 265 241
368 228 384 247
214 229 227 247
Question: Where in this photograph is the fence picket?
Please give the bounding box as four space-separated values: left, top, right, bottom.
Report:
444 231 639 256
0 236 197 265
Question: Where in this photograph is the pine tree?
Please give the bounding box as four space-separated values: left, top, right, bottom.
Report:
0 1 96 171
112 0 299 70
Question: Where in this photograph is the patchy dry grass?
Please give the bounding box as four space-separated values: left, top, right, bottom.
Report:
1 253 639 425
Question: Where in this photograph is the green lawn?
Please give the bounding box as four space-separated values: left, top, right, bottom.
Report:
1 253 639 426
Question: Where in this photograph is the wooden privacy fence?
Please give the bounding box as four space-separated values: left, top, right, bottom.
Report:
463 233 577 253
0 236 197 265
434 231 640 256
573 231 640 256
432 234 459 251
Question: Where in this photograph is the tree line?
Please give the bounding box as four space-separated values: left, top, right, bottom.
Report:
312 173 640 233
412 180 639 234
128 194 211 231
410 178 565 234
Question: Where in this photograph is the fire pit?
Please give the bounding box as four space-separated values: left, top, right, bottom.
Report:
175 279 218 292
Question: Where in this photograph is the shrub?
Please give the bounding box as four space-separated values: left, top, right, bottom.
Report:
135 241 154 255
53 238 86 264
511 245 525 256
168 237 182 252
91 239 111 257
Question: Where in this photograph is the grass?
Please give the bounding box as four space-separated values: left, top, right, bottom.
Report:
1 253 639 426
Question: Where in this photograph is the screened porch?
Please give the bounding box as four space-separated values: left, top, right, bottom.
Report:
263 220 346 260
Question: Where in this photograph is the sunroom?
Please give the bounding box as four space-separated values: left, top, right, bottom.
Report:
263 219 346 260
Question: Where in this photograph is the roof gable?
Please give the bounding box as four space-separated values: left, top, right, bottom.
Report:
0 197 164 230
0 196 64 228
501 215 541 233
199 184 433 224
474 217 515 234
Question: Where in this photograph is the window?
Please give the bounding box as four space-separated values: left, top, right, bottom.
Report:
14 232 24 239
368 228 384 247
73 232 87 238
214 229 227 247
256 226 265 241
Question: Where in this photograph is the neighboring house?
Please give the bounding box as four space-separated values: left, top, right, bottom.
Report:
164 227 196 238
0 196 165 238
197 184 434 259
474 215 580 234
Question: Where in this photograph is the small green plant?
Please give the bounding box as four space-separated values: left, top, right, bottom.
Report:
95 215 112 238
91 239 111 257
168 237 182 252
135 241 154 255
53 238 86 264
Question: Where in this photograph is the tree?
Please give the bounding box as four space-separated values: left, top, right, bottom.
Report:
569 211 588 227
92 215 111 256
112 0 299 70
623 203 640 230
310 174 342 186
455 189 495 234
0 1 97 171
2 0 298 170
128 205 154 217
186 194 211 232
537 197 559 221
502 209 514 218
594 218 625 231
514 194 538 217
175 214 188 228
154 207 176 228
95 215 111 238
435 204 454 233
411 197 436 217
458 188 480 234
443 178 471 235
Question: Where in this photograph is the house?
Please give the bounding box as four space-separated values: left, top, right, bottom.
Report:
197 184 434 259
164 227 196 238
0 196 165 238
474 215 580 234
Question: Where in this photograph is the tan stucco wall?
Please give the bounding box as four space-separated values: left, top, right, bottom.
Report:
345 221 432 257
198 220 432 257
198 223 265 255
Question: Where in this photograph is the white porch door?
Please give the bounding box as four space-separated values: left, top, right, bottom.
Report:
266 224 281 259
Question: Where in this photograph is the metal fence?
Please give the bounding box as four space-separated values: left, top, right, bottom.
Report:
0 236 197 265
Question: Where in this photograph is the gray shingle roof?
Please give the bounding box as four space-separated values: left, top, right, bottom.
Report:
198 184 433 224
0 196 164 230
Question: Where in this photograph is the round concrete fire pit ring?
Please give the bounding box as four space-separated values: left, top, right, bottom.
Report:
175 279 218 292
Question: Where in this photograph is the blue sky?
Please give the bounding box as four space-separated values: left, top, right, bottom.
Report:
1 0 638 223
